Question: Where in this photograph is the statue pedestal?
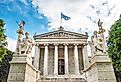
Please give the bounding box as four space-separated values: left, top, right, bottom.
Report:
7 54 40 82
85 52 116 82
91 52 111 64
11 54 32 65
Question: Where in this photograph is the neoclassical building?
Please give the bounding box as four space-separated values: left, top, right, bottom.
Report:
7 22 116 82
33 26 89 77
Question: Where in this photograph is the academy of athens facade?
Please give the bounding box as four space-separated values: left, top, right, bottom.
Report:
33 26 89 76
7 20 116 82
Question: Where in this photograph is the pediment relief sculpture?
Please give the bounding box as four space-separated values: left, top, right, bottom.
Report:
34 30 88 39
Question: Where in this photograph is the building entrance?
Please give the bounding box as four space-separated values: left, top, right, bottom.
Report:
58 59 65 75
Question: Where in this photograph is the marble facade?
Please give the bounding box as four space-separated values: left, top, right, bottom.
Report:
33 26 89 77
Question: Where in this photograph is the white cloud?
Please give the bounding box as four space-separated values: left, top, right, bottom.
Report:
32 0 121 35
32 0 90 32
7 37 17 52
32 0 121 56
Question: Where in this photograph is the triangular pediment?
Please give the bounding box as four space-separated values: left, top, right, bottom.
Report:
33 28 88 39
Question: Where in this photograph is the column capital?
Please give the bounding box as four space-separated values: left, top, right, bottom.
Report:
74 44 79 46
44 44 49 46
35 44 41 48
54 43 59 46
82 43 88 48
35 43 39 47
64 43 69 46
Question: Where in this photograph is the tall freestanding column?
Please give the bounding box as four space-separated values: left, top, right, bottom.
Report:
74 44 80 75
54 44 58 75
64 44 69 75
43 44 48 76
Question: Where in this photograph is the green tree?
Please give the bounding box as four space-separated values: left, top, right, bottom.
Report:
0 19 7 62
108 15 121 81
0 49 13 82
0 19 13 82
0 19 7 46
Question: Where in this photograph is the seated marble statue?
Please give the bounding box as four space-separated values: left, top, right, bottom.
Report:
89 19 106 55
89 31 98 54
89 31 96 55
18 32 34 55
89 28 105 55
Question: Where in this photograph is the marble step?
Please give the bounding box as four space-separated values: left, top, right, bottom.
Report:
37 78 87 82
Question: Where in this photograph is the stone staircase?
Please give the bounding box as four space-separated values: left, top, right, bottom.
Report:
36 75 87 82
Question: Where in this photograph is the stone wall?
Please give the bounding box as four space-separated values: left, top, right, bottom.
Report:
86 63 98 82
78 48 84 71
85 54 116 82
48 47 54 75
68 47 75 74
8 63 26 82
7 55 40 82
58 48 64 58
97 62 116 82
39 48 44 75
8 63 40 82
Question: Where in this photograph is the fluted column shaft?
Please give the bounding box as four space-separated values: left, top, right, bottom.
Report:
74 44 80 75
54 44 58 75
64 44 69 75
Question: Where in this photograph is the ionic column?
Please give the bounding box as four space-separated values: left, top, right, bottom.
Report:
74 44 80 75
33 44 40 69
64 44 69 75
43 44 48 76
54 44 58 75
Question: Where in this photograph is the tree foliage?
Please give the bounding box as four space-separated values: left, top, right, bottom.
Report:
108 15 121 72
0 19 7 46
0 19 7 62
0 19 14 82
0 49 13 81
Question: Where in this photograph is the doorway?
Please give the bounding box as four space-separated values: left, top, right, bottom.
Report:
58 59 65 75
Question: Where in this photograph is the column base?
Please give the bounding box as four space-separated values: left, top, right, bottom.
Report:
75 73 80 75
64 73 69 76
54 73 58 76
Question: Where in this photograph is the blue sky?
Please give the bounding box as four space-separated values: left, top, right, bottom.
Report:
0 0 49 40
